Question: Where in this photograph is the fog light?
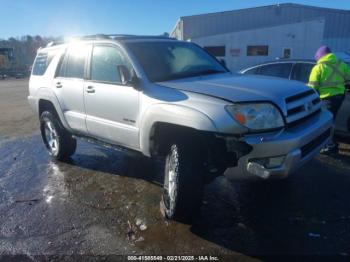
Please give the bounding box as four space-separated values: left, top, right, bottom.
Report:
251 156 285 169
247 162 270 179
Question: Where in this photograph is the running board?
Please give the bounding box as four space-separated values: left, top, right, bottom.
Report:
72 134 143 157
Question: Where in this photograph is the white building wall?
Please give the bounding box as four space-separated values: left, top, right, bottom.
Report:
323 38 350 53
172 4 350 44
192 19 325 72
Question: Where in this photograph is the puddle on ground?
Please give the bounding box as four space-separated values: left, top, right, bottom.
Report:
0 135 350 257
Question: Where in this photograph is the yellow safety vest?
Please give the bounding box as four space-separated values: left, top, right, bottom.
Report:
308 53 350 99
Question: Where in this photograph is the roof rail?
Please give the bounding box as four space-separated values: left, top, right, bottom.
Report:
46 40 65 47
109 34 174 40
45 34 174 47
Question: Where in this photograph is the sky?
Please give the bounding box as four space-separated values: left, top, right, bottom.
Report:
0 0 349 39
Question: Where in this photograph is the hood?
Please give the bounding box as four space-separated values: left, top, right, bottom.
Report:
318 53 337 65
157 73 312 114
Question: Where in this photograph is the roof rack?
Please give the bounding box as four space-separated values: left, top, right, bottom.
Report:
46 34 174 47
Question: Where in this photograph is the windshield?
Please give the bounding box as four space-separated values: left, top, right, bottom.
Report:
125 41 228 82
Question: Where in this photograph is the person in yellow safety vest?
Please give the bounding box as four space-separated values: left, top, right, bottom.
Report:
308 46 350 154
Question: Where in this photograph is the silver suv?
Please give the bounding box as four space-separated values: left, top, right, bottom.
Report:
28 35 333 222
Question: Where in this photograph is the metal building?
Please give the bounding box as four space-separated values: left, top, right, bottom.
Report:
170 3 350 71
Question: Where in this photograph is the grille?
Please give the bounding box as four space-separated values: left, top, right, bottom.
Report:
300 128 331 158
286 109 321 129
285 90 321 127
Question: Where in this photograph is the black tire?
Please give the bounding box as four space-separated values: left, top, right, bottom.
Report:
160 141 204 223
40 111 76 160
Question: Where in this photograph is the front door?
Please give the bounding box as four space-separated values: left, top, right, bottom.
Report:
84 44 140 149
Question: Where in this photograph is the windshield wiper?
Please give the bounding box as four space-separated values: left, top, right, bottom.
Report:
155 69 227 82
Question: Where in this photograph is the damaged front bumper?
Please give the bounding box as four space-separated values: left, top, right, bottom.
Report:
224 109 334 180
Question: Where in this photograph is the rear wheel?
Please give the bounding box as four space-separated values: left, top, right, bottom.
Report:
40 111 76 160
160 141 204 223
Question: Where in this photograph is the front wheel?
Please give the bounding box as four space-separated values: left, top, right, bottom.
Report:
160 142 203 223
40 111 76 160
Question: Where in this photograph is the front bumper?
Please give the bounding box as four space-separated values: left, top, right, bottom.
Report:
224 109 334 180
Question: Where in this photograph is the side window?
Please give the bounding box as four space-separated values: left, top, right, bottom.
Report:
65 45 89 79
32 51 56 76
56 52 68 78
291 63 315 83
56 44 89 79
91 45 132 84
283 48 292 59
258 63 292 79
247 45 268 56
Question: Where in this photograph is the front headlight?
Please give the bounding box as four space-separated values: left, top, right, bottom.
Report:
226 103 284 131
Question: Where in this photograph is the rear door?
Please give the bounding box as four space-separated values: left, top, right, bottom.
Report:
84 44 140 149
53 43 91 134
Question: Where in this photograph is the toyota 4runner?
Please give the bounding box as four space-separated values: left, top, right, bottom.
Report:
28 35 333 222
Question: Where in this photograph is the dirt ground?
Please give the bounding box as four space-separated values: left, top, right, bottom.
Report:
1 79 350 261
0 79 38 138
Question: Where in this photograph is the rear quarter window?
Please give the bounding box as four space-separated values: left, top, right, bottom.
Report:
32 51 56 76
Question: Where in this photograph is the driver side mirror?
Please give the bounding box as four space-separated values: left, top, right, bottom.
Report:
117 65 140 89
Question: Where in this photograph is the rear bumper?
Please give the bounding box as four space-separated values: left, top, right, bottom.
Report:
224 109 333 180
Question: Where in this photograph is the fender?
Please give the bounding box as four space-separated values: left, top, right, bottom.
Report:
34 87 73 132
140 103 218 156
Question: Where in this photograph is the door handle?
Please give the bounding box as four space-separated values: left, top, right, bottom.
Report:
86 86 95 93
56 82 62 88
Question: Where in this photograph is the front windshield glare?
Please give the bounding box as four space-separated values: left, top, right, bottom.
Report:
126 41 227 82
